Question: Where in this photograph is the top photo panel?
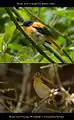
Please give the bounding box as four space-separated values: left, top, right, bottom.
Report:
0 7 74 63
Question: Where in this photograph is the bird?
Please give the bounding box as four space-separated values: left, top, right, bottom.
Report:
21 20 73 63
21 20 62 50
33 72 54 98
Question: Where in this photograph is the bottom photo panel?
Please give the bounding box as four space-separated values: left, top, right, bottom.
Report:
0 63 74 113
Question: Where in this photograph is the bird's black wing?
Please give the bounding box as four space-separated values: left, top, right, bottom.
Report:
33 26 53 37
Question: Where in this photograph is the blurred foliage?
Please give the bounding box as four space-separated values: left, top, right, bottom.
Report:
0 7 74 63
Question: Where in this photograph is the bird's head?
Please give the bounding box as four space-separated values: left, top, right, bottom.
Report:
21 20 34 27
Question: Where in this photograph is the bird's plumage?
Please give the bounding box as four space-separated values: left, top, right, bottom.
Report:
33 72 53 98
21 20 61 50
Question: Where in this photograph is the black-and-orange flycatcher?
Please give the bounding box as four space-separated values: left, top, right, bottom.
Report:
21 20 73 63
21 20 61 50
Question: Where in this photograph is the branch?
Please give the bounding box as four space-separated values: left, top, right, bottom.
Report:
43 43 67 63
10 7 24 22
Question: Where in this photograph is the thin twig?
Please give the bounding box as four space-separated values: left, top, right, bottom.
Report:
32 95 60 113
43 43 67 63
32 96 50 113
50 15 59 27
53 64 62 88
0 99 13 112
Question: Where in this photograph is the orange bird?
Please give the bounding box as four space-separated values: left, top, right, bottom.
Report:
21 20 61 50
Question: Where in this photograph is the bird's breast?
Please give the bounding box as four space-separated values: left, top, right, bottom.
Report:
22 26 46 43
33 77 50 98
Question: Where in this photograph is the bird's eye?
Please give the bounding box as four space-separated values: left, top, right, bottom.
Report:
35 72 41 77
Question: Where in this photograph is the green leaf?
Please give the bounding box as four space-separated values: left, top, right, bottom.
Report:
0 53 12 63
4 25 16 43
0 34 4 51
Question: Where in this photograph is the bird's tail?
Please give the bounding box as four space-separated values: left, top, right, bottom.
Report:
48 37 62 50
